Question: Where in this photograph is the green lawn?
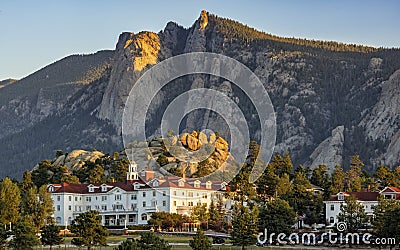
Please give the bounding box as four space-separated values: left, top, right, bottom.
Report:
25 235 329 249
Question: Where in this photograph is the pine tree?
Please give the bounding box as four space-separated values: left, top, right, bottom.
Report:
372 197 400 247
136 232 171 250
41 224 63 249
0 223 8 248
114 239 139 249
9 217 39 250
190 203 209 227
231 203 259 249
208 196 225 231
329 165 345 194
189 230 212 250
337 196 367 233
70 210 108 250
346 156 364 192
258 198 296 235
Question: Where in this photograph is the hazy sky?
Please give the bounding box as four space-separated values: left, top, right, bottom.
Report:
1 0 399 79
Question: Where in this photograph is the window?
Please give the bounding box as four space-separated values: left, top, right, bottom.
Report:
68 205 72 211
163 191 166 196
131 194 137 200
102 196 107 201
338 193 344 201
86 197 91 202
143 201 146 207
330 205 335 211
173 191 177 196
202 193 208 199
86 205 91 211
188 201 194 206
101 205 107 211
56 217 61 224
182 201 185 206
57 205 60 211
151 201 157 207
115 194 121 200
384 194 395 199
188 192 193 197
48 186 54 192
134 182 140 190
182 191 185 196
329 217 334 224
194 181 201 188
116 205 123 210
101 185 107 192
153 190 156 197
57 196 60 201
206 181 212 189
173 201 177 206
162 201 166 206
75 197 78 201
143 192 146 197
178 180 185 187
88 186 94 192
69 196 72 201
141 213 147 221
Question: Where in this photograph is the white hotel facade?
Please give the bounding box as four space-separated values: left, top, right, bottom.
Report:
48 163 231 226
324 186 400 226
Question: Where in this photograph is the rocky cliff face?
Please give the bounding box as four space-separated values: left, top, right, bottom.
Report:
360 69 400 166
1 11 400 178
308 126 344 173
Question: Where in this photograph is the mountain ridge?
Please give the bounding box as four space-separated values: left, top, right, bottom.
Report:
1 11 400 178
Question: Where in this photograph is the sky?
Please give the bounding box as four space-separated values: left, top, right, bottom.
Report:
0 0 399 80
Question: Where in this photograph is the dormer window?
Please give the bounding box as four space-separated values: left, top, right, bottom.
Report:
153 180 159 187
194 180 201 188
88 184 94 193
221 182 227 190
133 182 140 190
206 181 212 190
48 185 54 192
384 194 395 199
178 179 185 187
101 184 107 192
338 193 344 201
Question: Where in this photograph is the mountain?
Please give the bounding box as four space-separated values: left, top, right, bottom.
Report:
1 11 400 178
0 79 17 88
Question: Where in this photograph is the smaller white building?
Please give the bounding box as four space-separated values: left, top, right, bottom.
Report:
324 186 400 226
48 163 231 227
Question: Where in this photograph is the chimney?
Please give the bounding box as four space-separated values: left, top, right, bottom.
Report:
140 170 155 182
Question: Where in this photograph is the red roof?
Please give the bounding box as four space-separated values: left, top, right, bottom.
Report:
49 180 149 194
381 186 400 193
49 178 230 194
327 192 379 202
326 187 400 202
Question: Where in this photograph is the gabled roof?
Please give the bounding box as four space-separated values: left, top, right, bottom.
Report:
380 186 400 193
49 176 230 194
49 180 150 194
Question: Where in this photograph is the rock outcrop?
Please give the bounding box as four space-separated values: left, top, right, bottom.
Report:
360 69 400 166
308 126 345 173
